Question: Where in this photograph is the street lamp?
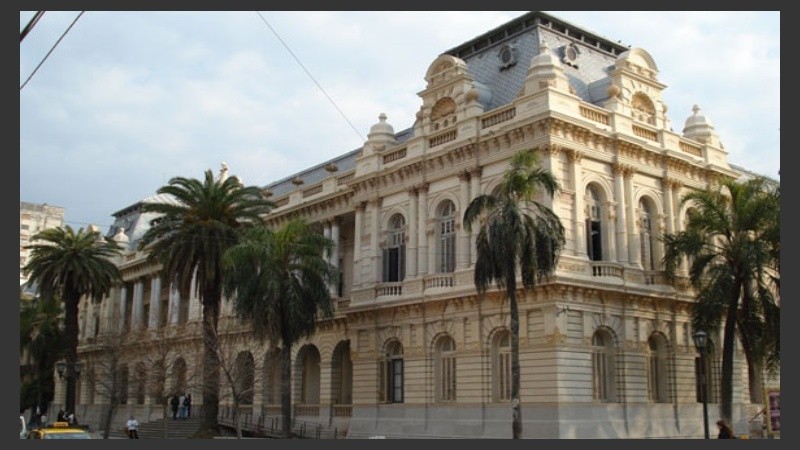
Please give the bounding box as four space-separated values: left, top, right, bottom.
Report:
54 360 84 413
693 330 710 439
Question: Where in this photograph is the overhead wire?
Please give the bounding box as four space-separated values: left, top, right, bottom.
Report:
253 11 365 142
20 11 46 43
20 11 85 91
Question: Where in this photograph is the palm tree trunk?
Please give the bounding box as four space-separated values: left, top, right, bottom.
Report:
63 290 80 414
720 288 740 423
507 263 523 439
280 343 293 438
200 291 221 435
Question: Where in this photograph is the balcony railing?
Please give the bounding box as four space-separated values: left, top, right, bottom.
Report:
590 261 624 278
424 274 454 289
376 282 403 297
331 404 353 418
294 404 320 417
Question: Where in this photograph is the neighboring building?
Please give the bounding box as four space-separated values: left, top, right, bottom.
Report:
20 201 65 285
64 12 774 438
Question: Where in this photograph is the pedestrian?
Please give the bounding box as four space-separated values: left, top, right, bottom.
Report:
716 419 736 439
170 394 180 420
185 393 192 418
126 415 139 439
178 393 187 419
56 410 65 422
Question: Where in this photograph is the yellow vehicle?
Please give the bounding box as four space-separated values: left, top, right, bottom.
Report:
25 421 92 439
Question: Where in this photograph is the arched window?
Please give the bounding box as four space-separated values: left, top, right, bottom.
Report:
435 335 457 402
119 365 130 405
332 341 353 405
592 328 617 402
586 185 604 261
379 340 404 403
299 346 321 405
437 201 456 273
263 348 281 405
492 330 512 402
639 199 656 270
383 214 406 282
235 351 255 405
647 333 670 403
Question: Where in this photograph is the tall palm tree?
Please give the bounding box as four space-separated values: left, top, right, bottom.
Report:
138 169 274 435
23 225 122 414
463 148 565 439
20 293 64 418
222 219 337 438
662 176 780 423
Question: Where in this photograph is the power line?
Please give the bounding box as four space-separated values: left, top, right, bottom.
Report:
20 11 46 43
20 11 85 91
253 11 365 142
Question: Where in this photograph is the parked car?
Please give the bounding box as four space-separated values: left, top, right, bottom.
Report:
24 421 92 439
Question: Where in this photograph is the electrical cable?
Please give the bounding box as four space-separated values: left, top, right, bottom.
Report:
253 11 365 142
20 11 46 43
20 11 85 91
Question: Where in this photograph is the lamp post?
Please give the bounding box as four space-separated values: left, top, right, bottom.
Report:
55 360 83 415
693 331 710 439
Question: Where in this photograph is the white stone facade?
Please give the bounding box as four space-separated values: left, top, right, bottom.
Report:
65 12 771 438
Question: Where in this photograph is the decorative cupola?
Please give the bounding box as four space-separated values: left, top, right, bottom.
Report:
682 104 721 147
361 113 397 157
113 226 130 251
355 113 398 176
521 41 571 96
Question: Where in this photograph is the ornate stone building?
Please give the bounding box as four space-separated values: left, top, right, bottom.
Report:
19 201 65 285
65 12 769 438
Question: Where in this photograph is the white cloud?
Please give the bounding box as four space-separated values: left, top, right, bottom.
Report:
20 11 780 229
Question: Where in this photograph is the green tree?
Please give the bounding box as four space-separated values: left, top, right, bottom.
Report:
23 225 121 414
138 169 274 436
662 176 780 422
463 148 565 439
19 293 64 418
222 219 337 438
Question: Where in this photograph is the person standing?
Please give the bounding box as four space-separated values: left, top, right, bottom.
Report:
126 415 139 439
178 393 187 419
170 394 179 420
716 419 735 439
185 393 192 418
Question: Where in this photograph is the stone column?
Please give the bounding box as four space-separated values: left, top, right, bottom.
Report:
330 217 340 296
663 177 676 235
118 285 128 332
323 221 332 264
568 150 586 257
625 169 640 267
457 171 471 270
132 279 144 330
168 282 180 325
148 276 162 328
417 184 429 276
353 203 364 287
613 163 628 264
407 188 419 278
370 197 382 283
189 269 201 321
469 167 482 266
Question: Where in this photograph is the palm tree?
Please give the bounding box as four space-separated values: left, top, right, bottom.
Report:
138 169 274 435
463 148 565 439
662 176 780 423
222 219 337 438
20 293 64 419
23 225 122 414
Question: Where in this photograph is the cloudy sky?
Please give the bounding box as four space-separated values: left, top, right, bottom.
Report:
20 11 780 231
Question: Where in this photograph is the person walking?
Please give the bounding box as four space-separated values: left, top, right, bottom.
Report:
126 415 139 439
716 419 736 439
170 394 180 420
178 393 187 419
185 393 192 418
